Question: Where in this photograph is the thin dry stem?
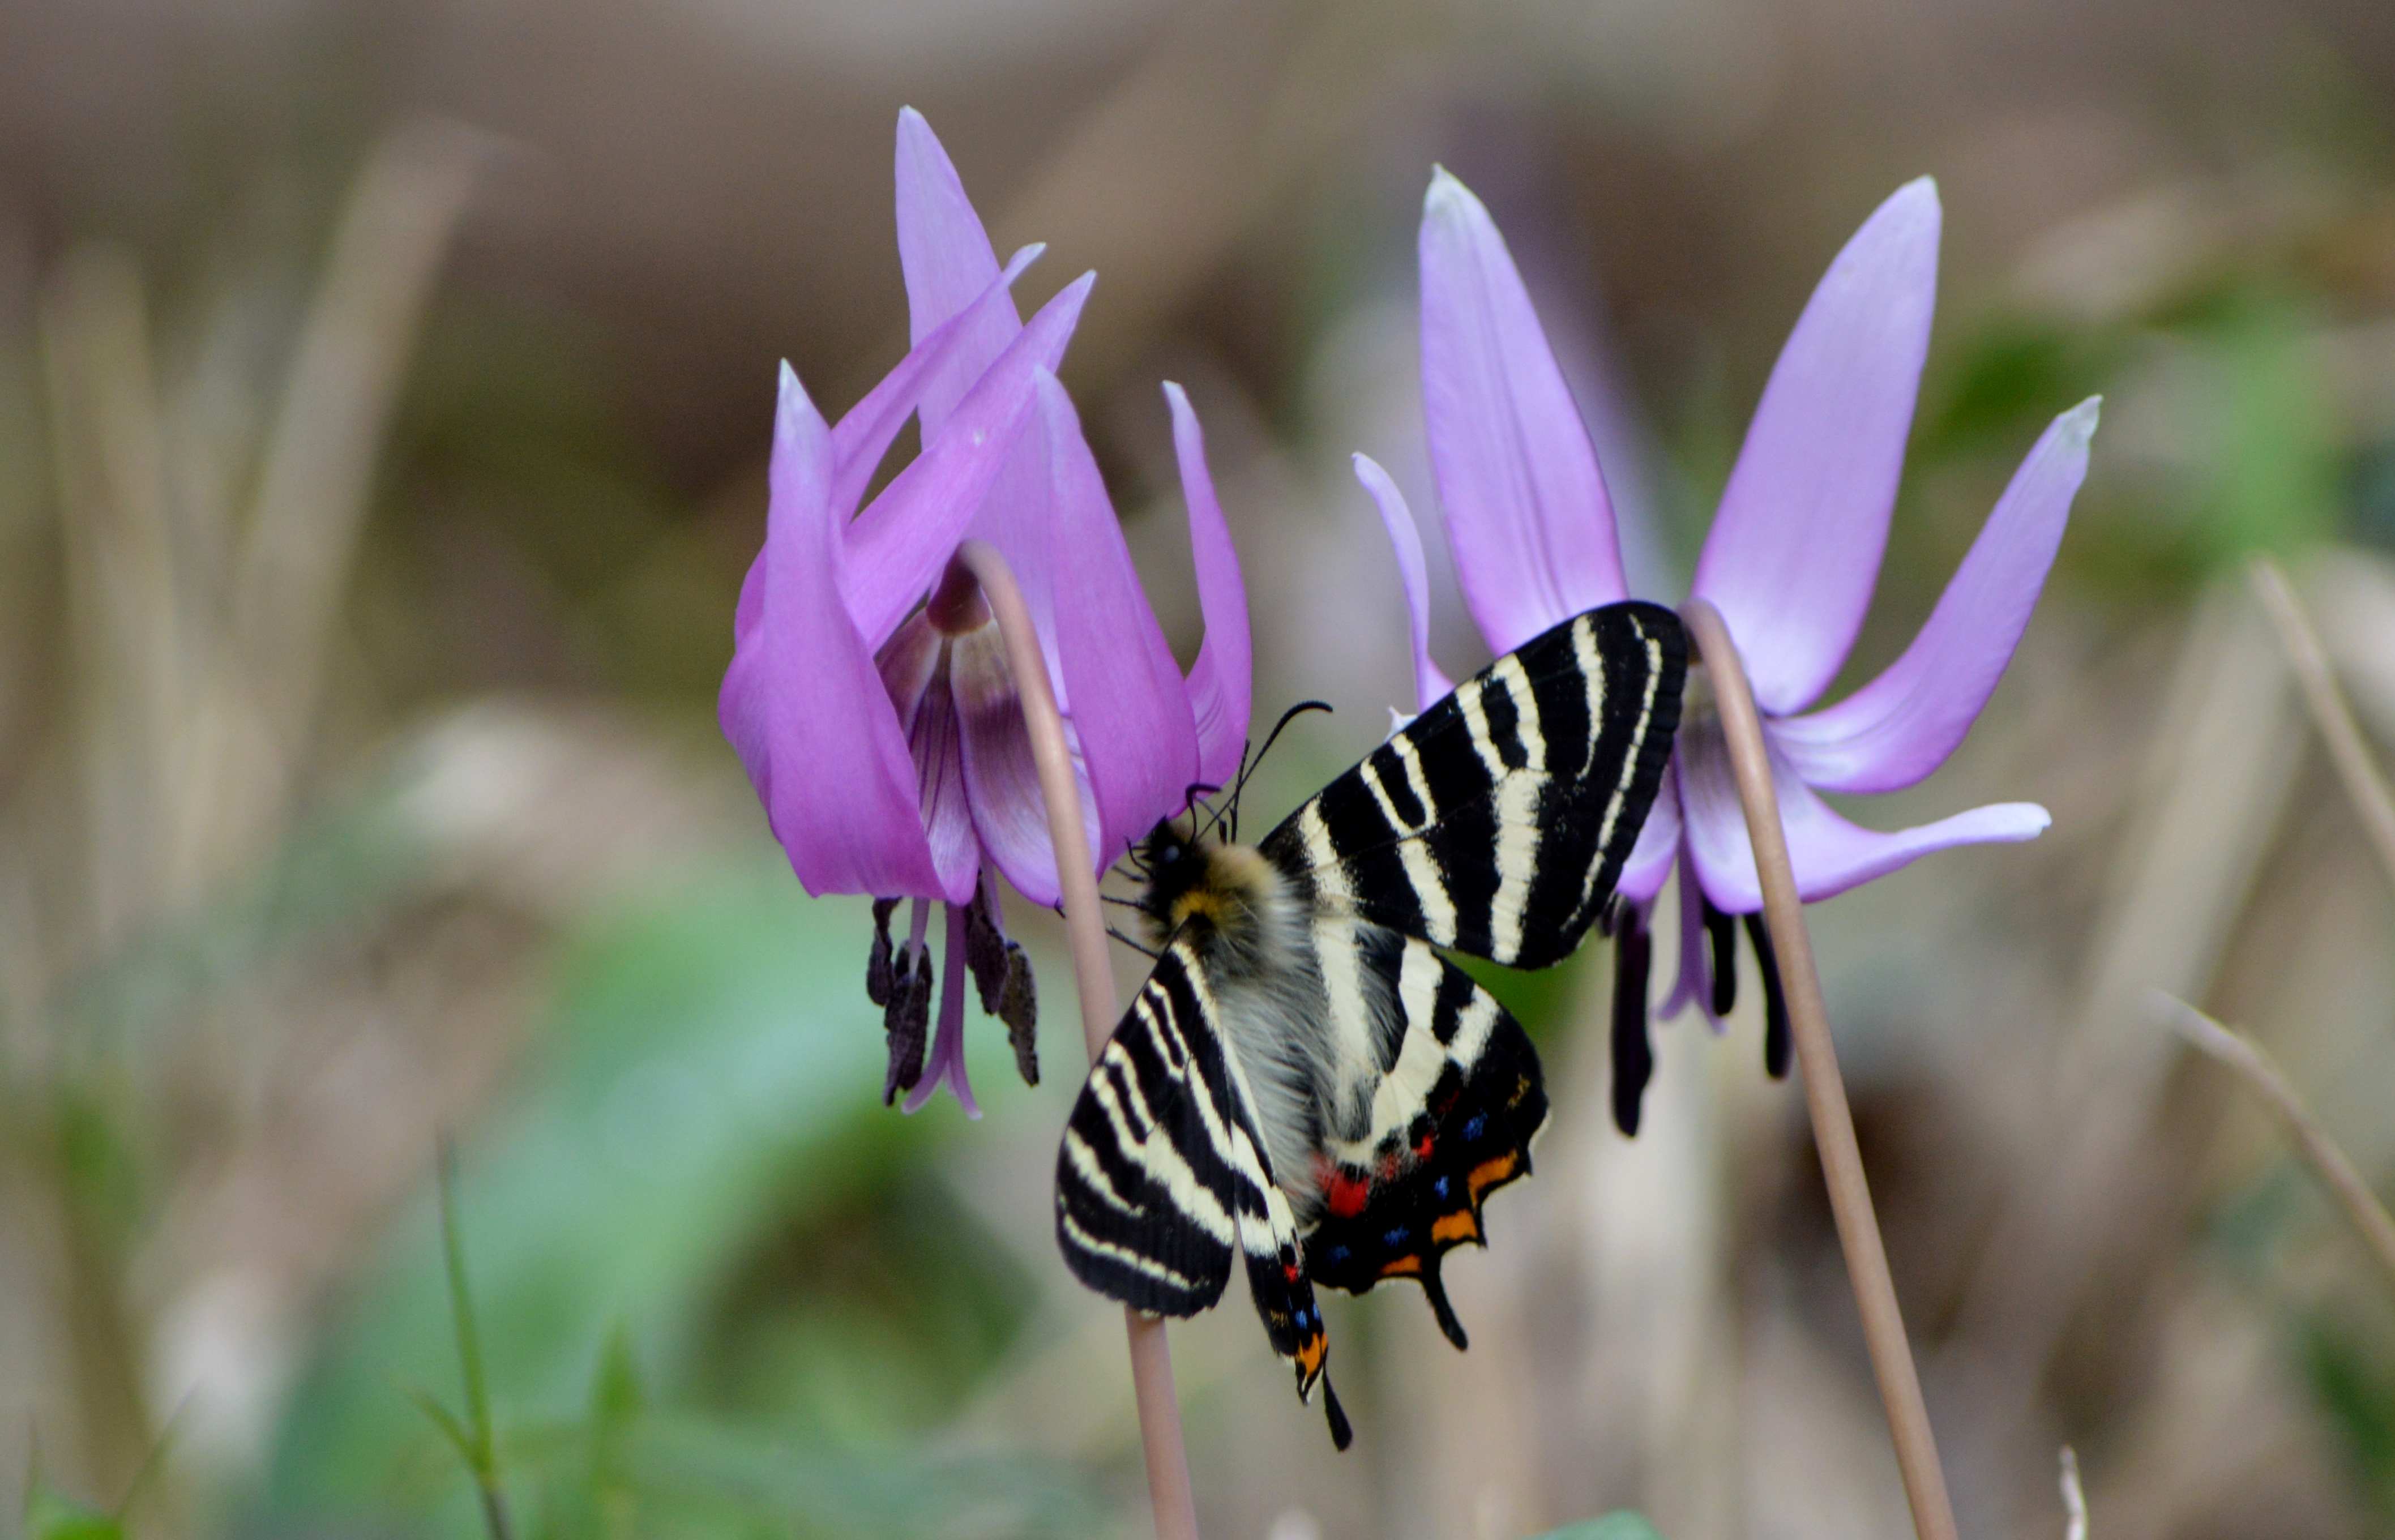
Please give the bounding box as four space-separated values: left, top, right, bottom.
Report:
2248 556 2395 899
2152 991 2395 1294
959 539 1201 1540
1680 598 1960 1540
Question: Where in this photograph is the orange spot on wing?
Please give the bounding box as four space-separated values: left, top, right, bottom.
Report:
1466 1152 1519 1200
1431 1210 1479 1246
1295 1332 1325 1379
1379 1254 1422 1277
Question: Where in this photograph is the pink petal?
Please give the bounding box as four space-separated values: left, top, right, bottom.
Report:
1038 371 1200 871
949 622 1100 908
1772 399 2099 793
1166 384 1255 790
1614 772 1682 904
1675 717 2049 910
895 106 1024 435
842 274 1093 646
875 616 984 903
1691 179 1941 715
1656 844 1717 1026
903 901 982 1116
1418 169 1627 656
718 366 949 900
891 114 1068 694
828 244 1042 519
1352 454 1455 714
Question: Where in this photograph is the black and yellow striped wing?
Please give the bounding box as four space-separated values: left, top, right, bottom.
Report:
1260 600 1686 969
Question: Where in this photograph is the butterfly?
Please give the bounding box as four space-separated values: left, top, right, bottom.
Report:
1052 599 1688 1448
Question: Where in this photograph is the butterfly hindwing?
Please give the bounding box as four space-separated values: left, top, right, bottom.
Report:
1261 601 1686 969
1301 936 1545 1351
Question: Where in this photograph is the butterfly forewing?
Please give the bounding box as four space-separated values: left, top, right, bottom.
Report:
1054 943 1239 1315
1262 601 1685 969
1054 940 1338 1426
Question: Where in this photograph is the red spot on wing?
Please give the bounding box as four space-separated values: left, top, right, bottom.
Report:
1325 1169 1370 1218
1414 1132 1435 1160
1283 1261 1302 1283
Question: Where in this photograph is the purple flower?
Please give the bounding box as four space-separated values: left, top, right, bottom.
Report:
720 110 1252 1115
1366 169 2096 1127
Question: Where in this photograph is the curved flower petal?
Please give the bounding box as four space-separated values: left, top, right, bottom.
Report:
903 901 981 1116
1353 453 1455 713
719 365 948 899
1691 179 1941 715
1166 383 1255 789
1656 845 1717 1026
1614 773 1682 904
1772 399 2099 793
844 274 1094 645
950 622 1098 908
876 616 983 902
1038 370 1200 870
895 106 1023 435
829 244 1042 519
1419 168 1627 656
1676 716 2048 909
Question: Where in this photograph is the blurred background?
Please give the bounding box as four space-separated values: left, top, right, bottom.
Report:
5 1 2395 1536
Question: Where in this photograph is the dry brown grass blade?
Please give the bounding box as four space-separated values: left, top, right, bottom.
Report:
1947 579 2302 1431
2151 991 2395 1293
224 120 486 846
39 247 181 951
2248 555 2395 901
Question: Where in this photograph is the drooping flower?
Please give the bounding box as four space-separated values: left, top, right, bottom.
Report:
721 109 1252 1115
1363 169 2097 1133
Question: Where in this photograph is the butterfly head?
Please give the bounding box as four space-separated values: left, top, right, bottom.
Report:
1135 818 1277 946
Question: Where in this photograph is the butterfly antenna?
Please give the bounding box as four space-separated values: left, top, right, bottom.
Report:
1223 699 1332 842
1105 925 1160 959
1192 742 1252 845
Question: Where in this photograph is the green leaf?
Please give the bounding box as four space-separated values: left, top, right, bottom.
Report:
22 1485 122 1540
257 853 978 1526
397 1379 480 1470
437 1144 498 1476
1531 1515 1666 1540
589 1325 646 1435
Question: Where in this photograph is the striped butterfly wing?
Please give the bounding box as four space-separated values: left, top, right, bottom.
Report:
1301 934 1546 1349
1054 940 1351 1446
1260 600 1686 969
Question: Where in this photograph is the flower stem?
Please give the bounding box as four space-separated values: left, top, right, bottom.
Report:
1680 598 1960 1540
959 538 1201 1540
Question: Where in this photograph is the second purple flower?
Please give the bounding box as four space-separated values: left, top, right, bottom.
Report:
1362 169 2098 1133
